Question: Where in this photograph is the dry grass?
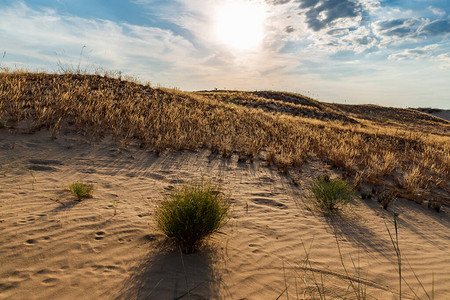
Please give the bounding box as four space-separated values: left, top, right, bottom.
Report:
1 70 449 207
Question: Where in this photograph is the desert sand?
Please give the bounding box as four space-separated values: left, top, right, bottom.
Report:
1 128 449 299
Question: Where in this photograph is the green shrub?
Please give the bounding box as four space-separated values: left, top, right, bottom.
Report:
311 175 354 213
68 181 94 201
154 180 230 254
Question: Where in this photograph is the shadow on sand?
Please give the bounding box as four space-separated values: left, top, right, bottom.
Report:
116 241 223 300
323 208 394 261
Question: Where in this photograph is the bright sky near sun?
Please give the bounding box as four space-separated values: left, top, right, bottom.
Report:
1 0 450 108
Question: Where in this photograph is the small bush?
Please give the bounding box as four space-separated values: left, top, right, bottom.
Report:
154 180 230 254
377 190 396 210
311 175 354 213
69 181 94 201
428 201 441 213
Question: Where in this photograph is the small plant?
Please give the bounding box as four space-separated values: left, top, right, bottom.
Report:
154 180 230 254
361 192 372 200
428 201 441 213
311 175 354 213
377 190 396 210
111 200 118 216
68 181 94 201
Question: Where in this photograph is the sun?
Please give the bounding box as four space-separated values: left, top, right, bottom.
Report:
214 1 266 50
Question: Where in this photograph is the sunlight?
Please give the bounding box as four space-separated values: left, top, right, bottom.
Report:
214 1 266 50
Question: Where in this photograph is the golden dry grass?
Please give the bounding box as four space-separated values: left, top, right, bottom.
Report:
1 70 449 207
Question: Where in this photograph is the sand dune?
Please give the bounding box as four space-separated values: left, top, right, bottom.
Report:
1 129 449 299
429 110 450 122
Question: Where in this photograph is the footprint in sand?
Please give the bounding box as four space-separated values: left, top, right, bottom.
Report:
8 271 32 282
41 277 58 286
248 243 262 253
0 282 19 292
94 231 105 240
17 215 39 225
251 197 287 209
91 264 126 274
28 159 63 172
25 239 36 245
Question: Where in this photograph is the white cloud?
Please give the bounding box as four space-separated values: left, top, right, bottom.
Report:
428 6 446 17
388 44 439 61
435 52 450 69
359 0 381 11
313 26 377 53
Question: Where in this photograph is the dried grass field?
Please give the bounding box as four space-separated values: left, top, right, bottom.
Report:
1 71 448 207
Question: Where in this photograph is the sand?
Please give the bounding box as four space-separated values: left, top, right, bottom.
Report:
0 129 449 299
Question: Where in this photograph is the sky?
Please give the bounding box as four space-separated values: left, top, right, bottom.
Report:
1 0 449 108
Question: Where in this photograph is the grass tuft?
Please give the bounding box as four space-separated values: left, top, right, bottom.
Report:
68 181 94 201
377 190 397 210
154 180 230 254
311 175 354 213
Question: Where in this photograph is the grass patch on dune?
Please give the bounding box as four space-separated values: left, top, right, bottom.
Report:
154 180 230 254
311 175 354 213
68 181 94 201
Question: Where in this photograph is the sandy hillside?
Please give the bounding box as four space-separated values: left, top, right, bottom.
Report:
0 129 449 299
429 110 450 122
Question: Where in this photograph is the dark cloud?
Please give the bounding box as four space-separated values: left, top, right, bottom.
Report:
421 20 450 36
376 18 450 39
375 18 422 38
300 0 361 31
383 26 416 37
285 25 295 33
377 19 408 30
356 36 372 45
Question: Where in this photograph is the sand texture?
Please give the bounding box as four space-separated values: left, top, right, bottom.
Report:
1 129 449 299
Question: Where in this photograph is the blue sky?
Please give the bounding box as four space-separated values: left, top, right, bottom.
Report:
1 0 449 108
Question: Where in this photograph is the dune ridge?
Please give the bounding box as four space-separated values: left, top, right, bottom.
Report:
1 71 449 207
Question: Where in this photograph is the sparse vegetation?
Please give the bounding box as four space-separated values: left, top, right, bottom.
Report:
377 190 397 210
311 175 354 213
428 201 441 213
68 181 94 201
0 70 448 208
154 180 230 254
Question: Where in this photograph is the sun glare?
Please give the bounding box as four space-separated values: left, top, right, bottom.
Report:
214 1 266 50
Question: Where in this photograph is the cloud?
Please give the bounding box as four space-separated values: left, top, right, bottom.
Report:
374 18 423 38
428 6 446 17
435 52 450 69
301 0 362 31
388 44 439 61
266 0 291 5
267 0 375 54
372 17 450 47
359 0 381 11
420 19 450 36
297 0 320 9
285 25 295 33
314 26 377 53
